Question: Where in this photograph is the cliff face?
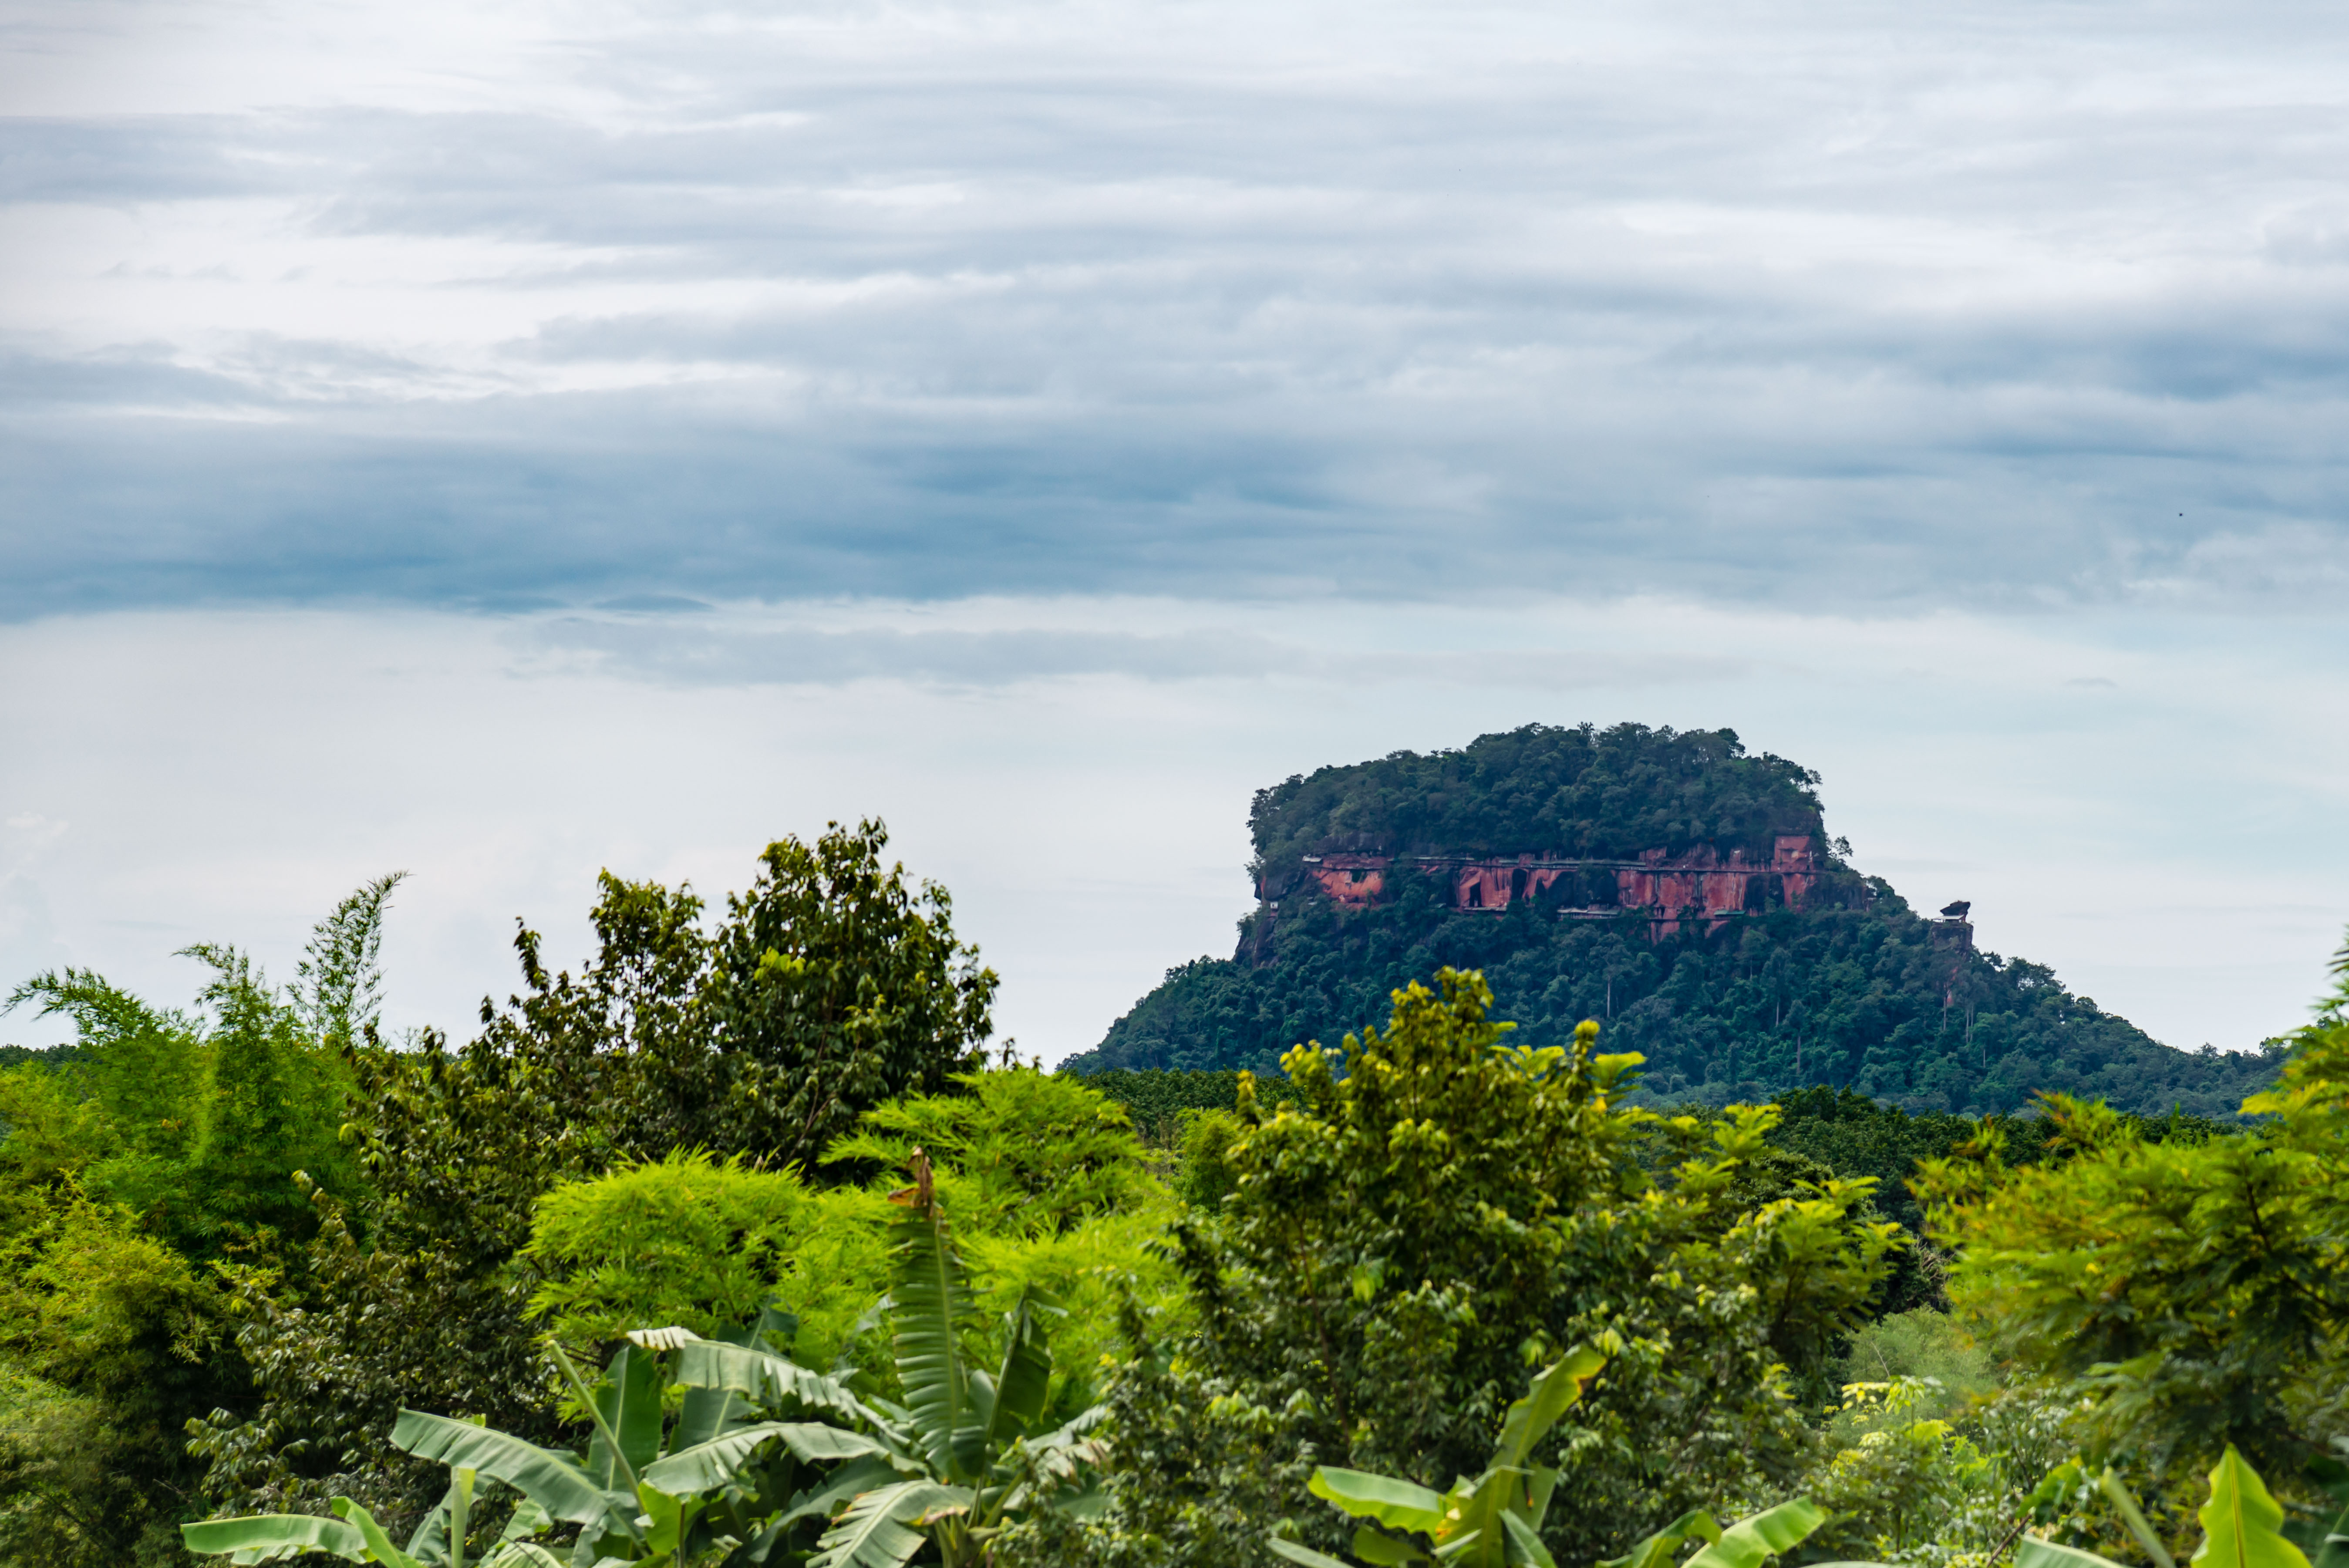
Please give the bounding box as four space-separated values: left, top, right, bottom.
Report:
1284 835 1829 937
1071 723 2279 1120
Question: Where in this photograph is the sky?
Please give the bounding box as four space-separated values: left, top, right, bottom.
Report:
4 0 2348 1062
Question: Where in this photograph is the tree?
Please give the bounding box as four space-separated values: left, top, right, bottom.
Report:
0 883 393 1568
1013 969 1896 1568
1918 939 2349 1501
195 823 1000 1539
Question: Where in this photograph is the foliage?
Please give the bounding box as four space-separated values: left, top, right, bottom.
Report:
1068 1068 1300 1147
1069 731 2278 1121
1269 1350 1623 1568
525 1066 1183 1419
1013 970 1898 1568
194 822 998 1536
0 885 390 1568
1243 722 1826 877
1919 1046 2349 1484
2005 1446 2314 1568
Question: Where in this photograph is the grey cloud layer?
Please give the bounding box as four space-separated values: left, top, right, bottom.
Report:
7 0 2349 616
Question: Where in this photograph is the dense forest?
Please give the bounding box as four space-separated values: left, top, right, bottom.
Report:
1069 723 2282 1117
4 762 2345 1568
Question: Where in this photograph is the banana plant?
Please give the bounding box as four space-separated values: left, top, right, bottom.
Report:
1266 1347 1610 1568
1597 1500 1831 1568
184 1305 897 1568
2014 1446 2311 1568
185 1150 1104 1568
781 1146 1109 1568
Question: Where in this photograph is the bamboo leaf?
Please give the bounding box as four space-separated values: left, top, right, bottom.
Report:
2194 1446 2313 1568
1308 1468 1449 1534
388 1411 613 1527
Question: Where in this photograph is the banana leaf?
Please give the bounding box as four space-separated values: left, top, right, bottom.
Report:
810 1478 971 1568
983 1289 1058 1448
1307 1468 1448 1535
1495 1347 1606 1470
886 1152 987 1484
2196 1445 2313 1568
671 1339 889 1433
586 1345 665 1491
2018 1541 2130 1568
182 1511 372 1564
641 1421 907 1495
389 1410 615 1527
1684 1498 1827 1568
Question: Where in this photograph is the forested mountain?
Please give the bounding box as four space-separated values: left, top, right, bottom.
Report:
1065 723 2282 1116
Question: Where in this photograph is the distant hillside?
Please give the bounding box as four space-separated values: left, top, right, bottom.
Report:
1065 722 2282 1118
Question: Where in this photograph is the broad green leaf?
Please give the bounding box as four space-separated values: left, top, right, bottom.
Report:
405 1464 475 1568
2018 1538 2129 1568
780 1456 908 1529
1499 1510 1558 1568
182 1513 371 1564
886 1157 987 1482
642 1422 903 1494
2195 1445 2313 1568
389 1411 613 1527
1309 1467 1448 1534
1519 1466 1560 1532
1355 1524 1436 1565
1683 1498 1827 1568
479 1547 566 1568
1600 1509 1722 1568
2101 1467 2179 1568
808 1479 936 1568
1447 1469 1532 1566
1270 1541 1359 1568
1494 1348 1605 1470
671 1340 887 1433
635 1483 685 1556
499 1500 550 1543
587 1345 664 1489
984 1289 1057 1447
334 1497 424 1568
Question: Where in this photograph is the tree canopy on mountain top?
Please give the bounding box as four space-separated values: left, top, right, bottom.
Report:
1248 721 1826 883
1070 724 2282 1118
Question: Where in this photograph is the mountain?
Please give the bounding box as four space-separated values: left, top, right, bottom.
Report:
1064 723 2282 1117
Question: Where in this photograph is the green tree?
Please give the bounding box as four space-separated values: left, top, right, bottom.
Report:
0 882 393 1568
1918 939 2349 1504
195 823 999 1539
1016 969 1896 1568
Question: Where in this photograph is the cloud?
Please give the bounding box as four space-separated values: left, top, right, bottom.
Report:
520 608 1750 689
6 0 2349 618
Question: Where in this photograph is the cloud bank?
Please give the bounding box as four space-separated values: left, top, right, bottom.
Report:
7 0 2349 616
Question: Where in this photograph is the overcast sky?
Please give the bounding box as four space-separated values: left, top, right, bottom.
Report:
5 0 2347 1062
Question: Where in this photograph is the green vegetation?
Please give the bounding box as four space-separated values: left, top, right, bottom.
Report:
1070 724 2280 1118
9 734 2349 1568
